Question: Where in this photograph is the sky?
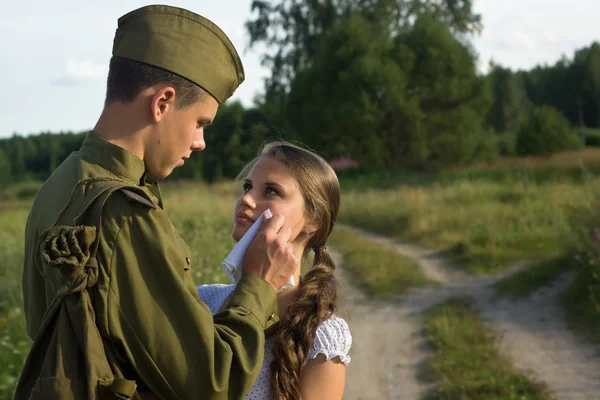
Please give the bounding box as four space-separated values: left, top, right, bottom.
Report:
1 0 598 138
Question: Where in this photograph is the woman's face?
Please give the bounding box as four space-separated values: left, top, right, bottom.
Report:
232 157 311 246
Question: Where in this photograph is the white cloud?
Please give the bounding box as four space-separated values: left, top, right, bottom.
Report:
543 30 559 43
513 31 536 49
65 59 108 80
53 58 108 86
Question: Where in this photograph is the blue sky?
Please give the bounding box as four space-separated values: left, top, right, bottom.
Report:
1 0 598 138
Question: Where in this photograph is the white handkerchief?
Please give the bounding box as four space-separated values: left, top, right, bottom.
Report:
221 208 296 292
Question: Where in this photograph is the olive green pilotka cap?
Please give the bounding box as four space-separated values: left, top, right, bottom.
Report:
112 4 244 104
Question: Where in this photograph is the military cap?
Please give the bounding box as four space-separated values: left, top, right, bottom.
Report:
112 5 244 103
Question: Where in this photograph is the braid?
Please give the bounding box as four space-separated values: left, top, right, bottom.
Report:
269 247 338 400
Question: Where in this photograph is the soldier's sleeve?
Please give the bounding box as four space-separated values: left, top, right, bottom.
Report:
22 211 47 340
103 203 278 400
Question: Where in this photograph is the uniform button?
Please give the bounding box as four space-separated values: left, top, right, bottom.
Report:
268 313 275 320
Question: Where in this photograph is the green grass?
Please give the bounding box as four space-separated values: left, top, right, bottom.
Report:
0 209 30 397
328 227 433 299
340 164 600 190
422 297 549 400
336 148 600 276
337 147 600 190
339 178 595 274
494 256 576 298
162 181 237 284
561 272 600 347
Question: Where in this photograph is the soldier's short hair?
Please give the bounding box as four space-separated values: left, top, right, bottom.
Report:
104 56 208 109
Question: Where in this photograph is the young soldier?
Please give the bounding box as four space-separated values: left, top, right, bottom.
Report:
17 5 298 400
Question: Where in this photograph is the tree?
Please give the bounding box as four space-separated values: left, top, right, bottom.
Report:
286 12 409 165
285 13 490 168
516 106 582 156
393 13 492 167
578 42 600 128
520 56 583 131
485 63 530 134
246 0 482 102
6 135 27 180
0 147 12 188
197 101 275 182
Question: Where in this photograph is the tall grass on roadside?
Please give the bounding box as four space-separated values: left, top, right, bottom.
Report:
162 180 239 285
0 210 30 398
337 149 600 191
563 190 600 345
422 298 549 400
456 147 600 171
562 273 600 347
494 256 576 298
339 177 596 273
328 228 432 299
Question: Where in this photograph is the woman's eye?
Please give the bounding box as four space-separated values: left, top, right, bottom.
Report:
266 187 279 196
243 183 252 192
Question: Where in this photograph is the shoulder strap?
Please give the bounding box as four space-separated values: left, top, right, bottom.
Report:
71 178 157 258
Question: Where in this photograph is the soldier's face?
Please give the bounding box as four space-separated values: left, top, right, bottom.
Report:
147 94 218 179
232 157 310 247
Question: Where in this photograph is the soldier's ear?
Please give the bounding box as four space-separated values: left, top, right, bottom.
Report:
150 86 176 123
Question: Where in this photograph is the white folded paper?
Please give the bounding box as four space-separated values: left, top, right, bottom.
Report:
221 208 296 292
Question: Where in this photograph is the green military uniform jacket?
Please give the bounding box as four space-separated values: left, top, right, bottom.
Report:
19 132 278 399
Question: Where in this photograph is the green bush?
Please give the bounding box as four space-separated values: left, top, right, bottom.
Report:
516 106 582 156
2 181 42 200
496 132 517 155
584 128 600 147
472 129 499 164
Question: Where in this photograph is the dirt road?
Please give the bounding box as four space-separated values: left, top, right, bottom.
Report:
337 226 600 400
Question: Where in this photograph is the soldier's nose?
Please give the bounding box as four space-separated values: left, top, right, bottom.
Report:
191 138 206 151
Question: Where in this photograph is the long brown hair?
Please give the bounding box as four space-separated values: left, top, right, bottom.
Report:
238 141 341 400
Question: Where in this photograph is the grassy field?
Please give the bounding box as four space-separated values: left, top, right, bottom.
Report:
421 298 549 400
328 227 433 299
336 147 600 190
163 180 237 284
338 167 598 274
0 207 30 396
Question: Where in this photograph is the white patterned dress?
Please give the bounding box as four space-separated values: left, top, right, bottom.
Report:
197 284 352 400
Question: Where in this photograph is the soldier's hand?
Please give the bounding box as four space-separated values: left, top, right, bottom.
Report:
242 214 299 292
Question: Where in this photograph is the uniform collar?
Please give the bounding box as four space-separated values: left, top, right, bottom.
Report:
79 131 146 185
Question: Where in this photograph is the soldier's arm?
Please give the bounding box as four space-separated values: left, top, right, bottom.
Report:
22 212 47 340
103 204 277 400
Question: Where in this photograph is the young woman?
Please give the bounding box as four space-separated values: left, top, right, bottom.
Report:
197 141 352 400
